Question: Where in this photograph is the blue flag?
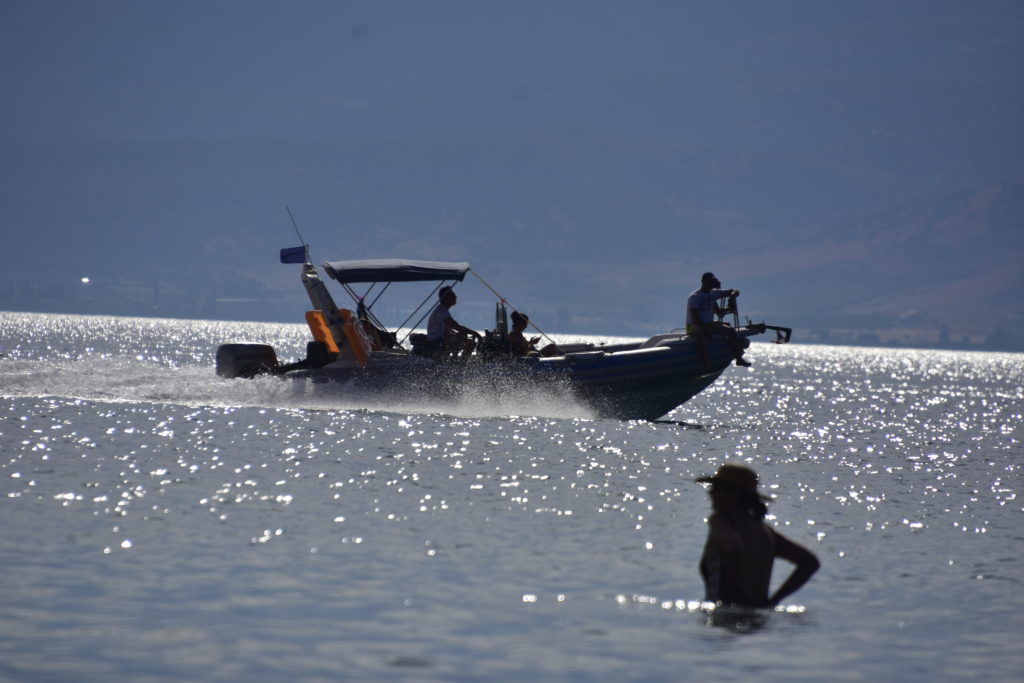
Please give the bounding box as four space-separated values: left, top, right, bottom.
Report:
280 246 307 264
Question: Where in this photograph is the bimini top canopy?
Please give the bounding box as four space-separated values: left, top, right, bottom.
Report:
322 259 471 284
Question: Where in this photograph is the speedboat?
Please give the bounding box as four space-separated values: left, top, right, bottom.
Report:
215 254 791 420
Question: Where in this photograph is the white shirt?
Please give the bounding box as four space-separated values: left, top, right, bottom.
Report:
427 304 452 341
686 288 731 326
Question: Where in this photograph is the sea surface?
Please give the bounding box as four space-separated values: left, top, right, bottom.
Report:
1 311 1021 682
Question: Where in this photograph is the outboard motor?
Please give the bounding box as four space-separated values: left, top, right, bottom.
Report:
477 302 510 358
215 342 279 378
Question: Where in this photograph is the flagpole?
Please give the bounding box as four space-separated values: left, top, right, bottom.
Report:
285 206 311 264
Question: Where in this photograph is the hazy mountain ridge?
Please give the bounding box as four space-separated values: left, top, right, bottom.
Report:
2 55 1021 348
3 133 1019 349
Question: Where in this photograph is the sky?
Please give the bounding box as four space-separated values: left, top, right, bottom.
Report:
2 1 1022 345
5 1 1022 144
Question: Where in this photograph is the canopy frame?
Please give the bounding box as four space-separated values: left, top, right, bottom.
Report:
322 259 470 284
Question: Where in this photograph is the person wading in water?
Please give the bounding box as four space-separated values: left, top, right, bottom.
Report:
696 464 820 608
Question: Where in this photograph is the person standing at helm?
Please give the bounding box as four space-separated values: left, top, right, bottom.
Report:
686 272 751 368
696 464 820 608
427 286 481 359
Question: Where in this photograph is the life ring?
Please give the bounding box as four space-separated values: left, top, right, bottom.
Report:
339 309 371 366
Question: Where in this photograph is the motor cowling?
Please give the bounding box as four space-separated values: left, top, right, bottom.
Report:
215 342 279 379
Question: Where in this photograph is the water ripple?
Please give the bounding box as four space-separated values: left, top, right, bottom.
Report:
1 314 1022 680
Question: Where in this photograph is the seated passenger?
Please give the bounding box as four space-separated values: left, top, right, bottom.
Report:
686 272 751 368
509 311 560 357
357 302 397 350
427 286 481 359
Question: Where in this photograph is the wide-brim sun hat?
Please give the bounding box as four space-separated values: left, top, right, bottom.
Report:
696 463 772 501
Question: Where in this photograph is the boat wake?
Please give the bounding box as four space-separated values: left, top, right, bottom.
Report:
0 356 597 420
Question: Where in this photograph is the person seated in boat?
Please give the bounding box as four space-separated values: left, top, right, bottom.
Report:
508 311 560 357
686 272 751 368
357 301 398 350
427 286 481 359
696 464 820 609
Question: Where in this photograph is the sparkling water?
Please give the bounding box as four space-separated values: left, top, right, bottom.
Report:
1 312 1021 681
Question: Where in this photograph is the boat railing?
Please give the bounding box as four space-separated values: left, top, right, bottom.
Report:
715 295 740 328
640 333 687 348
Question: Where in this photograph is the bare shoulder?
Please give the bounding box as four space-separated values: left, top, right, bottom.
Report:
706 512 744 553
706 511 730 528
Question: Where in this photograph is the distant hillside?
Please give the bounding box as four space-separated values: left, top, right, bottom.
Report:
2 69 1021 349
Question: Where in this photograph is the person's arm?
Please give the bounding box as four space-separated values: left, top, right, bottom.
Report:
766 530 820 607
710 289 739 318
445 317 481 339
710 288 739 302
